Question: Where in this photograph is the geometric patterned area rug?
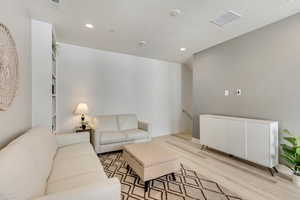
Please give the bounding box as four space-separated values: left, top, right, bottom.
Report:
99 152 243 200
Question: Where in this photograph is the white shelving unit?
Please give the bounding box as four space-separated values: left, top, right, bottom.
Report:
32 19 57 132
52 31 57 132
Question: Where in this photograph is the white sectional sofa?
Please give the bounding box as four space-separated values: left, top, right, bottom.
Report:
0 127 121 200
92 114 151 154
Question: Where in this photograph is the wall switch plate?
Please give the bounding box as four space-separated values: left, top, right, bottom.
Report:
224 90 229 96
236 89 242 96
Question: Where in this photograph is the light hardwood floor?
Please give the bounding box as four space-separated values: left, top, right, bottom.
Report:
152 133 300 200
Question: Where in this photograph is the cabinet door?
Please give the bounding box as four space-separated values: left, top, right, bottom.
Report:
227 120 246 159
200 117 213 146
200 117 228 152
246 122 270 167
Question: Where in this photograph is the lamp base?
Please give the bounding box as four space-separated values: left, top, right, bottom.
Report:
81 114 86 130
81 114 85 122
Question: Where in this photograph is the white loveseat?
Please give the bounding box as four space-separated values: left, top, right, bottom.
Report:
0 127 120 200
92 114 151 154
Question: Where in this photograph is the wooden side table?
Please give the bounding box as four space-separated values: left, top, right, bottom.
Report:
75 126 93 133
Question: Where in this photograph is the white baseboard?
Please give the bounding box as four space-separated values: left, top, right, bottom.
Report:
153 132 176 138
191 137 201 144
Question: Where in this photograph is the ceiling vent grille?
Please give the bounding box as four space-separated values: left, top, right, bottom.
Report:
50 0 60 6
211 11 241 27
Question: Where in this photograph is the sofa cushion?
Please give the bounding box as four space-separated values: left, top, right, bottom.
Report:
47 172 107 194
46 140 113 196
8 127 58 178
100 132 128 145
123 129 149 140
0 141 45 200
94 115 119 132
118 114 138 131
48 153 102 184
55 143 95 161
0 127 57 200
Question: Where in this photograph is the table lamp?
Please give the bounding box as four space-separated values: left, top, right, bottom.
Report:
74 103 89 130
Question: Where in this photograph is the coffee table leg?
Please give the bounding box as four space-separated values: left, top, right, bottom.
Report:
126 164 130 171
145 180 150 192
171 173 176 181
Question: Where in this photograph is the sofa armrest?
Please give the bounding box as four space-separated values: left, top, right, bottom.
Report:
91 131 101 151
32 178 121 200
138 121 151 133
55 132 90 148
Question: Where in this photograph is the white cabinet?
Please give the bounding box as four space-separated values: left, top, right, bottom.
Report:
201 118 228 152
200 115 278 168
246 122 270 167
227 120 246 158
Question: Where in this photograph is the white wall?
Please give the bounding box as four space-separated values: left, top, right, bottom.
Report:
181 65 193 134
192 13 300 140
57 43 183 137
31 20 53 130
0 0 32 149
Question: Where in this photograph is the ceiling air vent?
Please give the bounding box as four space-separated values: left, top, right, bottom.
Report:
50 0 60 6
211 11 241 27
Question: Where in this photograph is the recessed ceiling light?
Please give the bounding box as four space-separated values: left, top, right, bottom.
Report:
85 24 94 29
170 9 182 17
180 47 187 52
138 41 147 47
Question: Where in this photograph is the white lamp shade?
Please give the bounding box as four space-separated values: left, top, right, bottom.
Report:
74 103 89 115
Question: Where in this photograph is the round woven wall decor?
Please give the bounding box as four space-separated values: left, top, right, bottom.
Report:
0 23 18 111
